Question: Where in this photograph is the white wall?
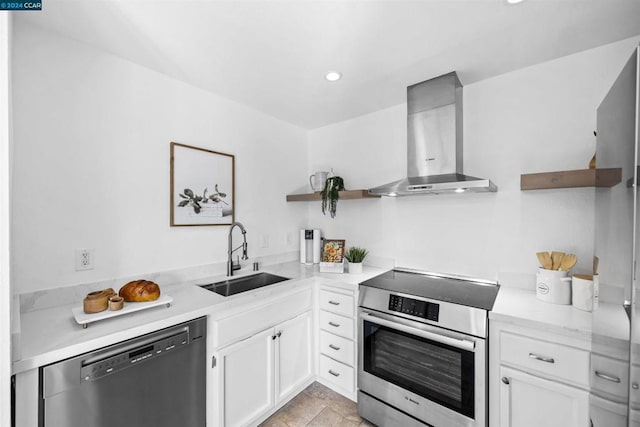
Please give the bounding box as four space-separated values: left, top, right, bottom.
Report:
308 36 640 282
11 23 308 294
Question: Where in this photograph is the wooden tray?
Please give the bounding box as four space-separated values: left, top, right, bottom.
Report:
72 295 173 328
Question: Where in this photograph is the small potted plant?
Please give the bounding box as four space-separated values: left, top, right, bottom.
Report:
344 246 368 274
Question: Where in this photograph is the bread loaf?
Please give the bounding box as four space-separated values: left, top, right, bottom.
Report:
119 280 160 302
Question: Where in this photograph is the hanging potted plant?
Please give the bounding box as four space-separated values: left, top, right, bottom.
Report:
321 176 345 218
344 246 368 274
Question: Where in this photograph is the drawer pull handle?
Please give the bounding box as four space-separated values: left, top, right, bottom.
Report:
632 383 639 390
328 322 340 327
328 301 340 306
328 369 340 377
529 353 555 364
595 371 621 383
329 344 341 351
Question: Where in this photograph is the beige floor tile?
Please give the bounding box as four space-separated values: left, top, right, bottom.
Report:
260 382 367 427
307 407 344 426
275 391 328 427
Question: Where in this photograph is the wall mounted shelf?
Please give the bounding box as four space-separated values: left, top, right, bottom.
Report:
520 168 622 191
286 189 380 202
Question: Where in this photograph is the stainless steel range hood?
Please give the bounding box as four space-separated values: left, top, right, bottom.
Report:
369 72 497 196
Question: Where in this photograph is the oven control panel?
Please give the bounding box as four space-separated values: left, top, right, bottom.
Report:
388 294 439 321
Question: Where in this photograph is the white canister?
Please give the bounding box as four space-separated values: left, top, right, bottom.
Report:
571 274 599 312
536 268 572 304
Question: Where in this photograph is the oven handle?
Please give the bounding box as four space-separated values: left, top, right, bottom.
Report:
360 312 476 352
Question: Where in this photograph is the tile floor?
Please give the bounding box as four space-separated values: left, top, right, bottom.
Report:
259 382 374 427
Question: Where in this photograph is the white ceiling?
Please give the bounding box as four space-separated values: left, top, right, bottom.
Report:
16 0 640 129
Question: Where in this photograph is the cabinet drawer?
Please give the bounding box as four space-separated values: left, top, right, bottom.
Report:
320 330 354 366
319 354 354 393
319 290 354 317
319 311 354 340
500 331 589 388
591 353 629 402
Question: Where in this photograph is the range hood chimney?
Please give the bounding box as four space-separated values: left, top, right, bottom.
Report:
368 72 497 196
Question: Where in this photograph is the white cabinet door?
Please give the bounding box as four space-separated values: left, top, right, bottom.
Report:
276 311 312 402
499 366 589 427
217 328 275 427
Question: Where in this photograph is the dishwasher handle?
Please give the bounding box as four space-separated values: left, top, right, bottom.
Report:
79 329 189 382
82 326 189 366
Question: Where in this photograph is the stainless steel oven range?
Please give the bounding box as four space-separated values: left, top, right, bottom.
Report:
358 269 499 427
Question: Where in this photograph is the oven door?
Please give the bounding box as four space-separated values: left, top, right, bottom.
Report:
358 309 486 427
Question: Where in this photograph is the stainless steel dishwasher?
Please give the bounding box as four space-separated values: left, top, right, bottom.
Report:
40 317 206 427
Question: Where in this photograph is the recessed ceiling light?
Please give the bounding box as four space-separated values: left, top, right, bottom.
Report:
506 0 525 4
325 71 342 82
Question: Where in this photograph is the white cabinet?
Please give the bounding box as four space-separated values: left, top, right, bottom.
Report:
212 311 312 427
490 321 591 427
276 311 313 402
216 328 275 427
315 283 357 400
209 287 314 427
499 366 589 427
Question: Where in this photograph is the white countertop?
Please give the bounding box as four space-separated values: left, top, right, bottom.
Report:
19 262 629 375
490 286 593 341
12 261 388 374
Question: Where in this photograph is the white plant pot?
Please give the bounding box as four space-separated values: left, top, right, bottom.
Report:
348 262 363 274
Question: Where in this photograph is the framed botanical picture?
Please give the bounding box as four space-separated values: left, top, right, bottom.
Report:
170 142 235 226
321 239 346 263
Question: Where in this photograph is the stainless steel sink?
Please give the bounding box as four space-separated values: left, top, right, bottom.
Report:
199 272 290 297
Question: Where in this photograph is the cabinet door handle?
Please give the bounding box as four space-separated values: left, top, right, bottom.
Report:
277 331 282 338
502 377 510 385
529 353 555 364
328 370 340 377
328 300 340 306
328 322 340 327
595 371 621 383
329 344 341 351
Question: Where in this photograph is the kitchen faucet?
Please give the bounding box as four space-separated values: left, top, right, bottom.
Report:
227 222 248 276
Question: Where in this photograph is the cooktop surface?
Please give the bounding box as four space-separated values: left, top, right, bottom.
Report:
359 269 499 311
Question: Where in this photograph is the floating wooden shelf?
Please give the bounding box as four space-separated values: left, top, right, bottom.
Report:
521 168 622 191
286 189 380 202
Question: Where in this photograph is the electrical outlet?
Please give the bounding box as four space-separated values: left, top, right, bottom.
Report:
286 231 294 246
75 249 94 271
259 234 269 248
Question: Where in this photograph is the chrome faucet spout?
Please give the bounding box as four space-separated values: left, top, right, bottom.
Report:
227 222 248 276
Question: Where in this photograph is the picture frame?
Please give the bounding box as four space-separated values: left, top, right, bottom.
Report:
321 239 346 263
170 142 235 226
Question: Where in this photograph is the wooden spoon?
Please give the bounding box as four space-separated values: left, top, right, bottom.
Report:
551 251 565 270
536 252 553 270
559 254 577 271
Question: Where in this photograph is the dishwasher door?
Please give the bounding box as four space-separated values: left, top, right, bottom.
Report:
40 317 206 427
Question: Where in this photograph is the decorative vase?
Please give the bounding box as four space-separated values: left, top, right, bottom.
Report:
348 262 363 274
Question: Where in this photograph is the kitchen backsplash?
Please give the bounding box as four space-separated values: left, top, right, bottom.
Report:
18 251 300 314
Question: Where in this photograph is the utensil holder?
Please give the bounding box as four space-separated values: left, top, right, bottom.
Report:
536 268 571 304
572 274 599 312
